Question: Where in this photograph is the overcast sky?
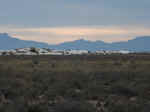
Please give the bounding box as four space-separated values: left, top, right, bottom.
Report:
0 0 150 44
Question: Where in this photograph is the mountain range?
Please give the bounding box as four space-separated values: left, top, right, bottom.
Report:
0 33 150 52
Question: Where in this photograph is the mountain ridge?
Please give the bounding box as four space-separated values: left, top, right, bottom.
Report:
0 33 150 51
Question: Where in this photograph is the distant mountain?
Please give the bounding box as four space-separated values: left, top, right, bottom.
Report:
112 36 150 52
0 33 49 50
0 33 150 52
51 36 150 52
50 39 111 51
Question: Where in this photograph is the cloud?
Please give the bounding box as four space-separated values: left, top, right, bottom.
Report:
0 26 150 44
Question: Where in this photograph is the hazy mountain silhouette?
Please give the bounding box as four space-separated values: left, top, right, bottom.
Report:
111 36 150 51
50 39 111 51
0 33 49 50
0 33 150 51
51 37 150 51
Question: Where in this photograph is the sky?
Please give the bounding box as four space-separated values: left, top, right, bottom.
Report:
0 0 150 44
